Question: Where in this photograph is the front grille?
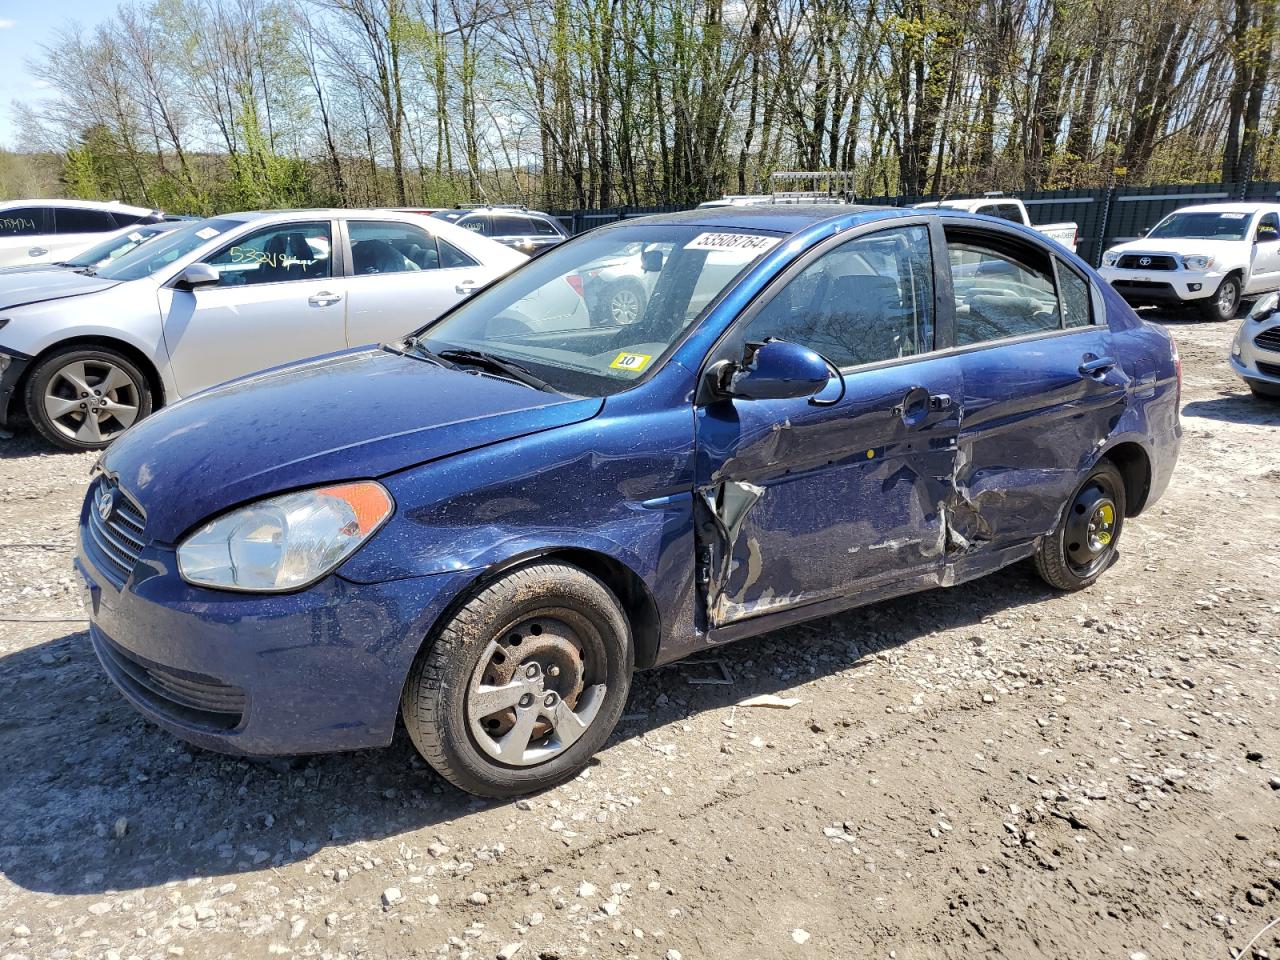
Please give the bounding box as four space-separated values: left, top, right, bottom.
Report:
93 629 245 731
1257 360 1280 379
1253 327 1280 353
84 478 147 587
1118 254 1177 271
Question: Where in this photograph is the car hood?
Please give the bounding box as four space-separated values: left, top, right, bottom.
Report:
0 269 120 309
1109 237 1246 260
101 348 604 544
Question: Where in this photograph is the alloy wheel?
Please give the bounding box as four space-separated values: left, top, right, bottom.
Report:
42 359 142 445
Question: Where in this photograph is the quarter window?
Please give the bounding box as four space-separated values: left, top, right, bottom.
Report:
1057 260 1093 328
948 236 1061 345
741 224 935 368
204 222 332 286
0 207 50 235
349 220 438 273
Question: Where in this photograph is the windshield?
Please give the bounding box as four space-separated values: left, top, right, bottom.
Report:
1147 211 1253 241
95 218 240 281
415 223 782 395
65 225 172 268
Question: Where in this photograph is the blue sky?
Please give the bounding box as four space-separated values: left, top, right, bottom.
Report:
0 1 113 148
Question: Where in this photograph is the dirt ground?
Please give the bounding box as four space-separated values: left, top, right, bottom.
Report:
0 313 1277 960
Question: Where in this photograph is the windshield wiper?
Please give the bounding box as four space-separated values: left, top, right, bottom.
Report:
437 348 558 393
391 335 455 368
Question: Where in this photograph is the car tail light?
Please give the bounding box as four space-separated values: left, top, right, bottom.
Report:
565 274 584 298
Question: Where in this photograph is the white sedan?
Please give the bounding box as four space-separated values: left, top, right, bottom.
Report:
0 210 526 450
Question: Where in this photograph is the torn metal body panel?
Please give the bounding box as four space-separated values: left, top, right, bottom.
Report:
694 354 965 628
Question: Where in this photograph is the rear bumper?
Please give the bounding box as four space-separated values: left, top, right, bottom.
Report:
0 348 31 429
76 512 473 756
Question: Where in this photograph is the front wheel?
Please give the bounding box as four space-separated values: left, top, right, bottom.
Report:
1197 276 1240 322
24 346 153 451
401 562 633 798
1034 461 1127 591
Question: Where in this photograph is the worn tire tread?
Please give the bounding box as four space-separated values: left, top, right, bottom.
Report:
401 561 631 797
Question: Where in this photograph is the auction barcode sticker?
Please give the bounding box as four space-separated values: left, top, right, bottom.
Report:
684 232 780 254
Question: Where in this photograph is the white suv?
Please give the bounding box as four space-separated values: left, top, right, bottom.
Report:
1099 203 1280 321
0 209 526 450
0 199 163 269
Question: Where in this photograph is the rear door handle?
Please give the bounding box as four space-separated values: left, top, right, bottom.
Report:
308 291 342 307
1079 355 1116 377
27 246 47 257
455 279 480 296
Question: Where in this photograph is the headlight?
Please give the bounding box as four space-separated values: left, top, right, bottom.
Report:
1249 291 1279 321
1102 251 1119 267
1182 255 1215 271
177 482 393 592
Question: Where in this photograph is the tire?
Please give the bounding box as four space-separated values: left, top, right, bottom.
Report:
602 279 646 325
1034 460 1127 591
24 346 153 452
1197 275 1240 322
401 561 633 798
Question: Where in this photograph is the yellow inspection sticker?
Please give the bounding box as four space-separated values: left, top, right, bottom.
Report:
610 352 652 372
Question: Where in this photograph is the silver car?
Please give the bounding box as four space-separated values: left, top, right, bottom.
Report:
0 209 526 450
1231 292 1280 399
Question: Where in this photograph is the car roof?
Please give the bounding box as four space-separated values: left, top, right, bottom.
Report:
0 198 158 216
1170 202 1280 215
616 204 895 234
217 208 484 223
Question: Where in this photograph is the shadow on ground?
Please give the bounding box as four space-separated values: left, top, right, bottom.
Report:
0 561 1059 896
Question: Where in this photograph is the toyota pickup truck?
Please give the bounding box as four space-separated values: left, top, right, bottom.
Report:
1099 203 1280 322
914 197 1078 251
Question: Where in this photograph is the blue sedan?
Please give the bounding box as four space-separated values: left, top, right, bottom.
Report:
76 206 1181 797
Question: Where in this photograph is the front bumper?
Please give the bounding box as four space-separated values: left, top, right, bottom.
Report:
1099 267 1221 306
76 509 473 756
1230 330 1280 392
0 348 32 429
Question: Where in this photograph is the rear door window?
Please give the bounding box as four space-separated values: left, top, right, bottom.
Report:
348 220 439 273
54 207 119 233
947 234 1061 344
491 214 532 237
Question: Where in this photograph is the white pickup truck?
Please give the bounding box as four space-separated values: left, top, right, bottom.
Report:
913 196 1079 251
1099 203 1280 322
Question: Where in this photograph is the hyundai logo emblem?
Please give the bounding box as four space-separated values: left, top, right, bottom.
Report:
96 484 116 523
1139 256 1151 267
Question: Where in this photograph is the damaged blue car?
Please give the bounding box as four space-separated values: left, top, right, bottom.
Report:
77 205 1181 797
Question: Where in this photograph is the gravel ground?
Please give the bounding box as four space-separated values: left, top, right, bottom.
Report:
0 314 1277 960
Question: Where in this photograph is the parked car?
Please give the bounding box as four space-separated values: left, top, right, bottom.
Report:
431 206 568 253
0 221 181 276
914 196 1079 251
0 199 164 269
1099 203 1280 321
76 204 1181 798
0 210 525 450
1230 291 1280 398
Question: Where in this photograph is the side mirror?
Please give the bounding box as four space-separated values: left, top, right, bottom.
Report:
723 339 833 401
641 248 664 273
175 263 220 289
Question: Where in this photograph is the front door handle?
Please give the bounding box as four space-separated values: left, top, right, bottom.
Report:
1079 355 1116 377
455 279 480 296
929 393 952 410
308 291 342 307
27 246 47 257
